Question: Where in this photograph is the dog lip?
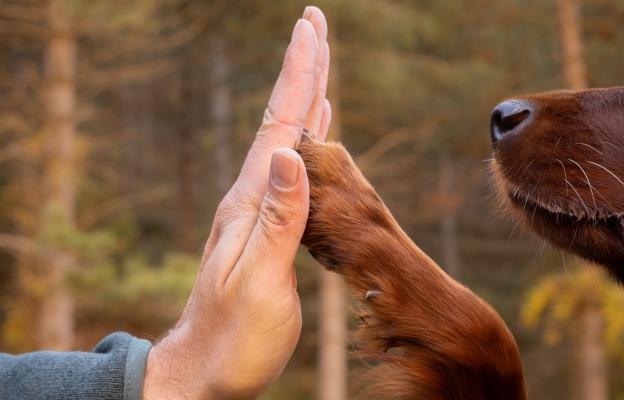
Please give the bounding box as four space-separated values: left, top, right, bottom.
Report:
506 187 623 221
507 189 570 217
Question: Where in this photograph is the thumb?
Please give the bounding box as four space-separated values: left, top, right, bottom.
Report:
237 148 309 287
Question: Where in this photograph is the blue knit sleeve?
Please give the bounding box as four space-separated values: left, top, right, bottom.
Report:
0 332 151 400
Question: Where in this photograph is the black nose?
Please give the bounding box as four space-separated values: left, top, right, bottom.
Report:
490 100 532 148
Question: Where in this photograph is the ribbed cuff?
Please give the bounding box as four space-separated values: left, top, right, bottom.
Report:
124 337 152 400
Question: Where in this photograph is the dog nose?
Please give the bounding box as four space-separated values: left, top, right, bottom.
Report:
490 100 532 148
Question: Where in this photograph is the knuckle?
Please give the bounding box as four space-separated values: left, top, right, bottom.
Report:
214 197 236 227
260 193 298 231
260 107 304 136
215 187 251 223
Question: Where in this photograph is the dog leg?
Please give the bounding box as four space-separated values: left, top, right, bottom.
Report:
297 135 526 399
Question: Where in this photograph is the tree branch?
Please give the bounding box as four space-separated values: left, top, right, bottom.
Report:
0 3 44 23
0 22 44 39
79 185 173 228
0 232 40 255
0 138 34 163
79 59 174 89
356 119 437 172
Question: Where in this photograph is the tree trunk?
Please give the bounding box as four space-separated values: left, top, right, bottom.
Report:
556 0 587 90
176 62 197 252
39 0 77 350
577 293 607 400
318 36 347 400
439 154 460 278
319 270 347 400
209 38 232 198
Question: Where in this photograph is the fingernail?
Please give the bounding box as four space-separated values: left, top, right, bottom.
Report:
291 18 303 40
323 41 330 62
303 6 312 19
271 150 299 190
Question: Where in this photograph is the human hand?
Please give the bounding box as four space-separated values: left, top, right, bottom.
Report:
142 6 331 400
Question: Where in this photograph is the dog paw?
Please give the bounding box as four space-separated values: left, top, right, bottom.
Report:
296 134 393 271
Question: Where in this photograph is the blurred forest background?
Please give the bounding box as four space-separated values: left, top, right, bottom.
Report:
1 0 624 399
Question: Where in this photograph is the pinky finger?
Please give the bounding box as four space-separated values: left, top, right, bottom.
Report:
317 99 332 141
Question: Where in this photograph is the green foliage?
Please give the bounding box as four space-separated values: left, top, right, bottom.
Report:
38 202 116 261
69 252 196 322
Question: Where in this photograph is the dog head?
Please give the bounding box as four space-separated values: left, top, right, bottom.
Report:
490 86 624 280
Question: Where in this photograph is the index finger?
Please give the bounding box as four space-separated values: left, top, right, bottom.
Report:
232 13 326 207
206 9 327 258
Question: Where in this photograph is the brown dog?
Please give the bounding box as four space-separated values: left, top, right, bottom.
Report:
297 86 624 398
297 134 526 399
490 87 624 281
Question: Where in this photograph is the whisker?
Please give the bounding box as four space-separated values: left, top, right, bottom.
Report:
591 186 617 216
529 177 541 199
527 179 542 224
586 160 624 189
560 250 571 281
555 159 569 196
570 227 579 249
537 239 546 258
521 189 531 213
508 219 522 241
566 180 590 217
600 140 617 149
514 175 531 198
554 136 563 151
519 159 535 179
531 200 538 223
567 159 597 209
574 142 604 155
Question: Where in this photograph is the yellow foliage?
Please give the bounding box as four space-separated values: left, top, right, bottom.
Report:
521 275 559 328
521 265 624 359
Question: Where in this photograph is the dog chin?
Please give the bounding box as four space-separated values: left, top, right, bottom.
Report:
504 184 624 281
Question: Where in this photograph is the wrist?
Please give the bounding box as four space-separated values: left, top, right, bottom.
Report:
142 325 218 400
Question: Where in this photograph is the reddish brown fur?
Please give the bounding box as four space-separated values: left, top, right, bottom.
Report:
297 134 526 399
294 86 624 398
491 87 624 281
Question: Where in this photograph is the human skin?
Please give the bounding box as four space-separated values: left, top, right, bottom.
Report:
142 6 332 400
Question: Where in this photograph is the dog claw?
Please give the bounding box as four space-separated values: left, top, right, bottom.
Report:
298 131 314 146
365 290 383 300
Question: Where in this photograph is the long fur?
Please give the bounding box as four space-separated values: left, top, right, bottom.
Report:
297 134 526 399
296 85 624 399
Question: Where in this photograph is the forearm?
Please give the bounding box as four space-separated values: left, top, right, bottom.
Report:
0 332 151 400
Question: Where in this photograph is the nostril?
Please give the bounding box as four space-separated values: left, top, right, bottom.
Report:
491 109 530 132
490 100 532 148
